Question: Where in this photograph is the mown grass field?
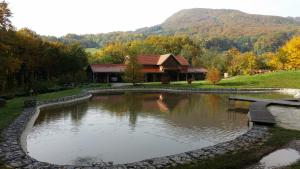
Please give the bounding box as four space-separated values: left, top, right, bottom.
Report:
143 70 300 89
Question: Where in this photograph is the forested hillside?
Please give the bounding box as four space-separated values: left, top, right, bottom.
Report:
48 8 300 50
160 8 300 37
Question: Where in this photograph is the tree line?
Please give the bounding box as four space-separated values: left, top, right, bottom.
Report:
91 34 300 76
0 1 88 96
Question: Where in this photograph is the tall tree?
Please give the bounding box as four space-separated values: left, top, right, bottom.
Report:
0 1 13 31
281 36 300 70
123 55 144 85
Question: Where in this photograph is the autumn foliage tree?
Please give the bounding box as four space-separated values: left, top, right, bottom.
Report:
0 2 89 95
123 56 144 85
281 36 300 70
0 1 13 31
206 68 222 85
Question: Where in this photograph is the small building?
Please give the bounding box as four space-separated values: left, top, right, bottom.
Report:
87 54 207 83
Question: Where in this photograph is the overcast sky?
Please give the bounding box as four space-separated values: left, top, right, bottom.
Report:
6 0 300 37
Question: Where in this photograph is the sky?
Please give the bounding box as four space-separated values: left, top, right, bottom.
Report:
6 0 300 37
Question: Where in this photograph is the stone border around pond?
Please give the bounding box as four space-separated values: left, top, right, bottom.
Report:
0 87 292 169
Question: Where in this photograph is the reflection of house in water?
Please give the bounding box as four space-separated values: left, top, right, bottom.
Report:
90 93 189 127
92 93 188 114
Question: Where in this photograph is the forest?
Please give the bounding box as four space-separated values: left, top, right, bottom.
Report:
0 1 88 96
92 34 300 74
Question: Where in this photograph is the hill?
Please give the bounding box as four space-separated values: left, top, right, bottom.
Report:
159 8 300 37
47 8 300 48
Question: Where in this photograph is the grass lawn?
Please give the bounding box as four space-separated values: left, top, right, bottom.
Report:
143 70 300 89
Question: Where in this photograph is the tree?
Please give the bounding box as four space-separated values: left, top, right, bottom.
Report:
0 1 13 31
240 52 257 75
226 48 242 76
206 68 222 85
123 55 144 85
95 42 128 64
281 36 300 70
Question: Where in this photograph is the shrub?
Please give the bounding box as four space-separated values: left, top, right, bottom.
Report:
207 68 222 85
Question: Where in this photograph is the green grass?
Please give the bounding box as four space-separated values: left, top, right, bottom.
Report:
143 70 300 89
172 127 300 169
0 88 83 134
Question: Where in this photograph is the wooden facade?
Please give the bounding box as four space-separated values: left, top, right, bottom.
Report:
87 54 207 83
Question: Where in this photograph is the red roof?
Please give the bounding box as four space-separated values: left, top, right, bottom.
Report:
90 64 125 73
137 55 160 65
175 56 189 66
137 54 189 66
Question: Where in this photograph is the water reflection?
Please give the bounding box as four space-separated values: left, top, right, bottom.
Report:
28 92 252 165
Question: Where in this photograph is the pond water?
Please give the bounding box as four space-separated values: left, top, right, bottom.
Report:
26 92 291 165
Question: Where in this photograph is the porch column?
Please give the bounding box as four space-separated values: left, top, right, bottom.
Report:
153 74 157 82
92 72 95 82
144 74 147 82
185 73 188 81
106 73 110 83
177 73 180 81
192 74 195 80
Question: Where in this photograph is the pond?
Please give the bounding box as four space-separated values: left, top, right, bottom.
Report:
26 91 291 165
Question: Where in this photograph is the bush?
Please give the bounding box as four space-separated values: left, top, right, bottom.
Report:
207 68 222 85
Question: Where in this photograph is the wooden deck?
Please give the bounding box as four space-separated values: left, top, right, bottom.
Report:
229 96 300 125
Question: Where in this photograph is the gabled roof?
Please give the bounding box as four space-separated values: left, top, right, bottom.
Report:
90 64 125 73
137 55 160 65
175 55 189 66
157 54 173 65
137 54 189 66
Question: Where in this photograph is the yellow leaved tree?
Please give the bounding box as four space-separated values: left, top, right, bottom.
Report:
281 36 300 70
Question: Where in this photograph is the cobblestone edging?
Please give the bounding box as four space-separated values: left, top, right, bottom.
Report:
107 86 281 94
0 88 274 169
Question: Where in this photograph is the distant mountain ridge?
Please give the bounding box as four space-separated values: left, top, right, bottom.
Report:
143 8 300 37
46 8 300 48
